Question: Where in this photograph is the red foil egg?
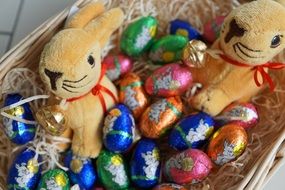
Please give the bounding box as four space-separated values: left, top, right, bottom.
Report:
145 63 192 97
207 124 248 165
119 73 149 119
203 15 226 43
164 149 212 184
102 54 133 81
139 96 183 138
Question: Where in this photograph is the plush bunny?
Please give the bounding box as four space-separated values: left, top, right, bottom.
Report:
37 2 124 158
189 0 285 116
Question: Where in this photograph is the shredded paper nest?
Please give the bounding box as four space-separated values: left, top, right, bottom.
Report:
0 0 285 189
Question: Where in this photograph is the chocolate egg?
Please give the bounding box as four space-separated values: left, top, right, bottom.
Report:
215 102 258 129
130 139 160 188
37 169 70 190
149 35 188 64
153 183 187 190
103 104 135 153
145 63 192 97
64 151 96 190
170 19 201 40
119 73 149 119
207 124 248 165
139 97 183 138
102 54 133 81
121 16 158 57
169 112 214 150
164 149 212 184
96 150 130 190
8 149 41 190
203 16 225 43
2 93 36 144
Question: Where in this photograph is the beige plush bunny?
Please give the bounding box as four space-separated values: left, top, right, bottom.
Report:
37 2 124 158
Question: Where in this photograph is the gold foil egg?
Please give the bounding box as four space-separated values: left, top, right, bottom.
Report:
182 40 207 68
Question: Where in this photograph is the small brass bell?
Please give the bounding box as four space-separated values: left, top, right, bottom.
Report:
36 106 66 136
182 40 207 68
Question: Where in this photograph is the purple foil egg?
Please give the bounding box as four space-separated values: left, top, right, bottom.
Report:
145 63 192 97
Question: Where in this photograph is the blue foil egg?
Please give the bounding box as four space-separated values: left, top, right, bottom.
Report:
130 138 160 188
169 112 214 150
103 104 135 153
7 148 41 190
170 19 201 40
64 151 96 190
2 93 36 144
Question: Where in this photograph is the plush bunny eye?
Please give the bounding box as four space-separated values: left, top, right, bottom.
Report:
88 55 95 67
271 35 282 48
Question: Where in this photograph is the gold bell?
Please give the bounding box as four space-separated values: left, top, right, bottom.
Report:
36 106 66 136
182 40 207 68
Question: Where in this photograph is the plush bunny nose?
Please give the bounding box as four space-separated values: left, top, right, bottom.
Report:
225 19 246 43
44 69 63 91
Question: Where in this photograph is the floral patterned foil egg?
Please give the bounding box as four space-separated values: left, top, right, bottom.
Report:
139 96 183 138
64 151 96 190
164 149 212 184
215 102 258 129
130 139 160 188
37 169 70 190
2 93 36 144
96 150 130 190
102 54 133 81
169 112 214 151
152 183 187 190
145 63 192 97
8 149 41 190
170 19 201 40
203 16 226 43
103 104 135 153
207 124 248 166
121 16 158 57
119 73 149 119
149 35 188 64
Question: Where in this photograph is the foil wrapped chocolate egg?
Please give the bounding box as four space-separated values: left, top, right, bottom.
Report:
64 151 96 190
8 149 41 190
121 16 158 57
119 73 149 119
103 104 135 153
139 96 183 138
96 150 130 190
2 93 36 144
164 149 212 184
37 169 70 189
170 19 201 40
207 124 248 165
153 183 187 190
203 16 225 43
130 139 160 188
145 63 192 97
215 102 258 129
169 112 214 150
149 35 188 64
102 54 133 81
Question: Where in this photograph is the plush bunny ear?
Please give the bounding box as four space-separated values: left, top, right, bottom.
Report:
65 2 105 29
84 7 124 48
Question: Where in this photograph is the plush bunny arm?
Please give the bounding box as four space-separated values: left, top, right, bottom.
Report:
65 2 105 29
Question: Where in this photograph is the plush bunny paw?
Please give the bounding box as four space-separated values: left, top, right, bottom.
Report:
72 143 101 158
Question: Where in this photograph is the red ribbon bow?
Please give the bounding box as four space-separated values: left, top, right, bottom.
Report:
67 65 117 113
219 53 285 92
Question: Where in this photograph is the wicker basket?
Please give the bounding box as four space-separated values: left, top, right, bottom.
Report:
0 0 285 189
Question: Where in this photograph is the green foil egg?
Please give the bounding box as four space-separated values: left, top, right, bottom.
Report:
120 16 158 57
96 150 130 190
37 169 70 190
149 35 188 64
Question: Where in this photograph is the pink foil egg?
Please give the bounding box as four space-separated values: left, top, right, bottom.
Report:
145 63 192 97
203 15 226 43
215 102 259 129
164 149 212 184
102 54 133 81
